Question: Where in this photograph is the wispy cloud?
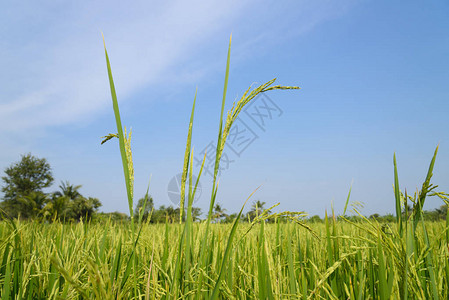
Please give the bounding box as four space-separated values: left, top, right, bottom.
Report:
0 0 356 131
0 0 249 130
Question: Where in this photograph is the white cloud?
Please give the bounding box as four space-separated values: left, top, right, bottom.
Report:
0 0 357 131
0 0 253 130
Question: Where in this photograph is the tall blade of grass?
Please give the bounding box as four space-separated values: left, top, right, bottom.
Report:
178 91 204 296
185 152 194 291
102 35 133 220
377 233 387 300
209 187 257 300
393 153 403 236
412 145 438 231
207 34 232 224
196 35 232 299
103 35 141 297
184 151 206 293
404 189 412 300
198 35 300 299
180 89 197 223
183 150 195 292
343 181 352 216
212 34 232 187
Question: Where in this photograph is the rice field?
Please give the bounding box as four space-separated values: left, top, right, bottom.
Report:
0 218 448 299
0 36 448 299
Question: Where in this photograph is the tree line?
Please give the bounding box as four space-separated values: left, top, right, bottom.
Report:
0 154 101 222
1 154 447 224
132 198 270 224
0 154 278 224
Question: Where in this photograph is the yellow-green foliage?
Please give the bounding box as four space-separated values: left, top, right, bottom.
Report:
0 220 448 299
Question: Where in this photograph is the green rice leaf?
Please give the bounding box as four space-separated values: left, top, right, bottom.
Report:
102 34 134 219
343 181 353 216
180 89 197 223
393 153 403 236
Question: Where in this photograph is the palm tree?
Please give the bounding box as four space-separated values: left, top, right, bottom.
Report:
252 200 266 215
44 194 69 221
247 200 269 221
213 203 227 223
17 191 48 220
55 181 82 200
48 181 83 221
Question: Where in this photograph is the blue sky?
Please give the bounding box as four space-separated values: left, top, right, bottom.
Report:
1 1 448 217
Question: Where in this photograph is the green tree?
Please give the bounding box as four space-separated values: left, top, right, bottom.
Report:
192 207 202 222
308 215 323 223
135 195 154 221
369 213 380 220
1 154 53 218
223 213 239 223
98 211 129 223
166 206 179 223
152 205 167 223
435 204 448 220
54 181 82 200
43 193 69 221
17 191 48 220
47 181 83 221
45 181 102 222
69 197 102 222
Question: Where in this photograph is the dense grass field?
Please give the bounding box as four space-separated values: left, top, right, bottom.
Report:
0 218 448 299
